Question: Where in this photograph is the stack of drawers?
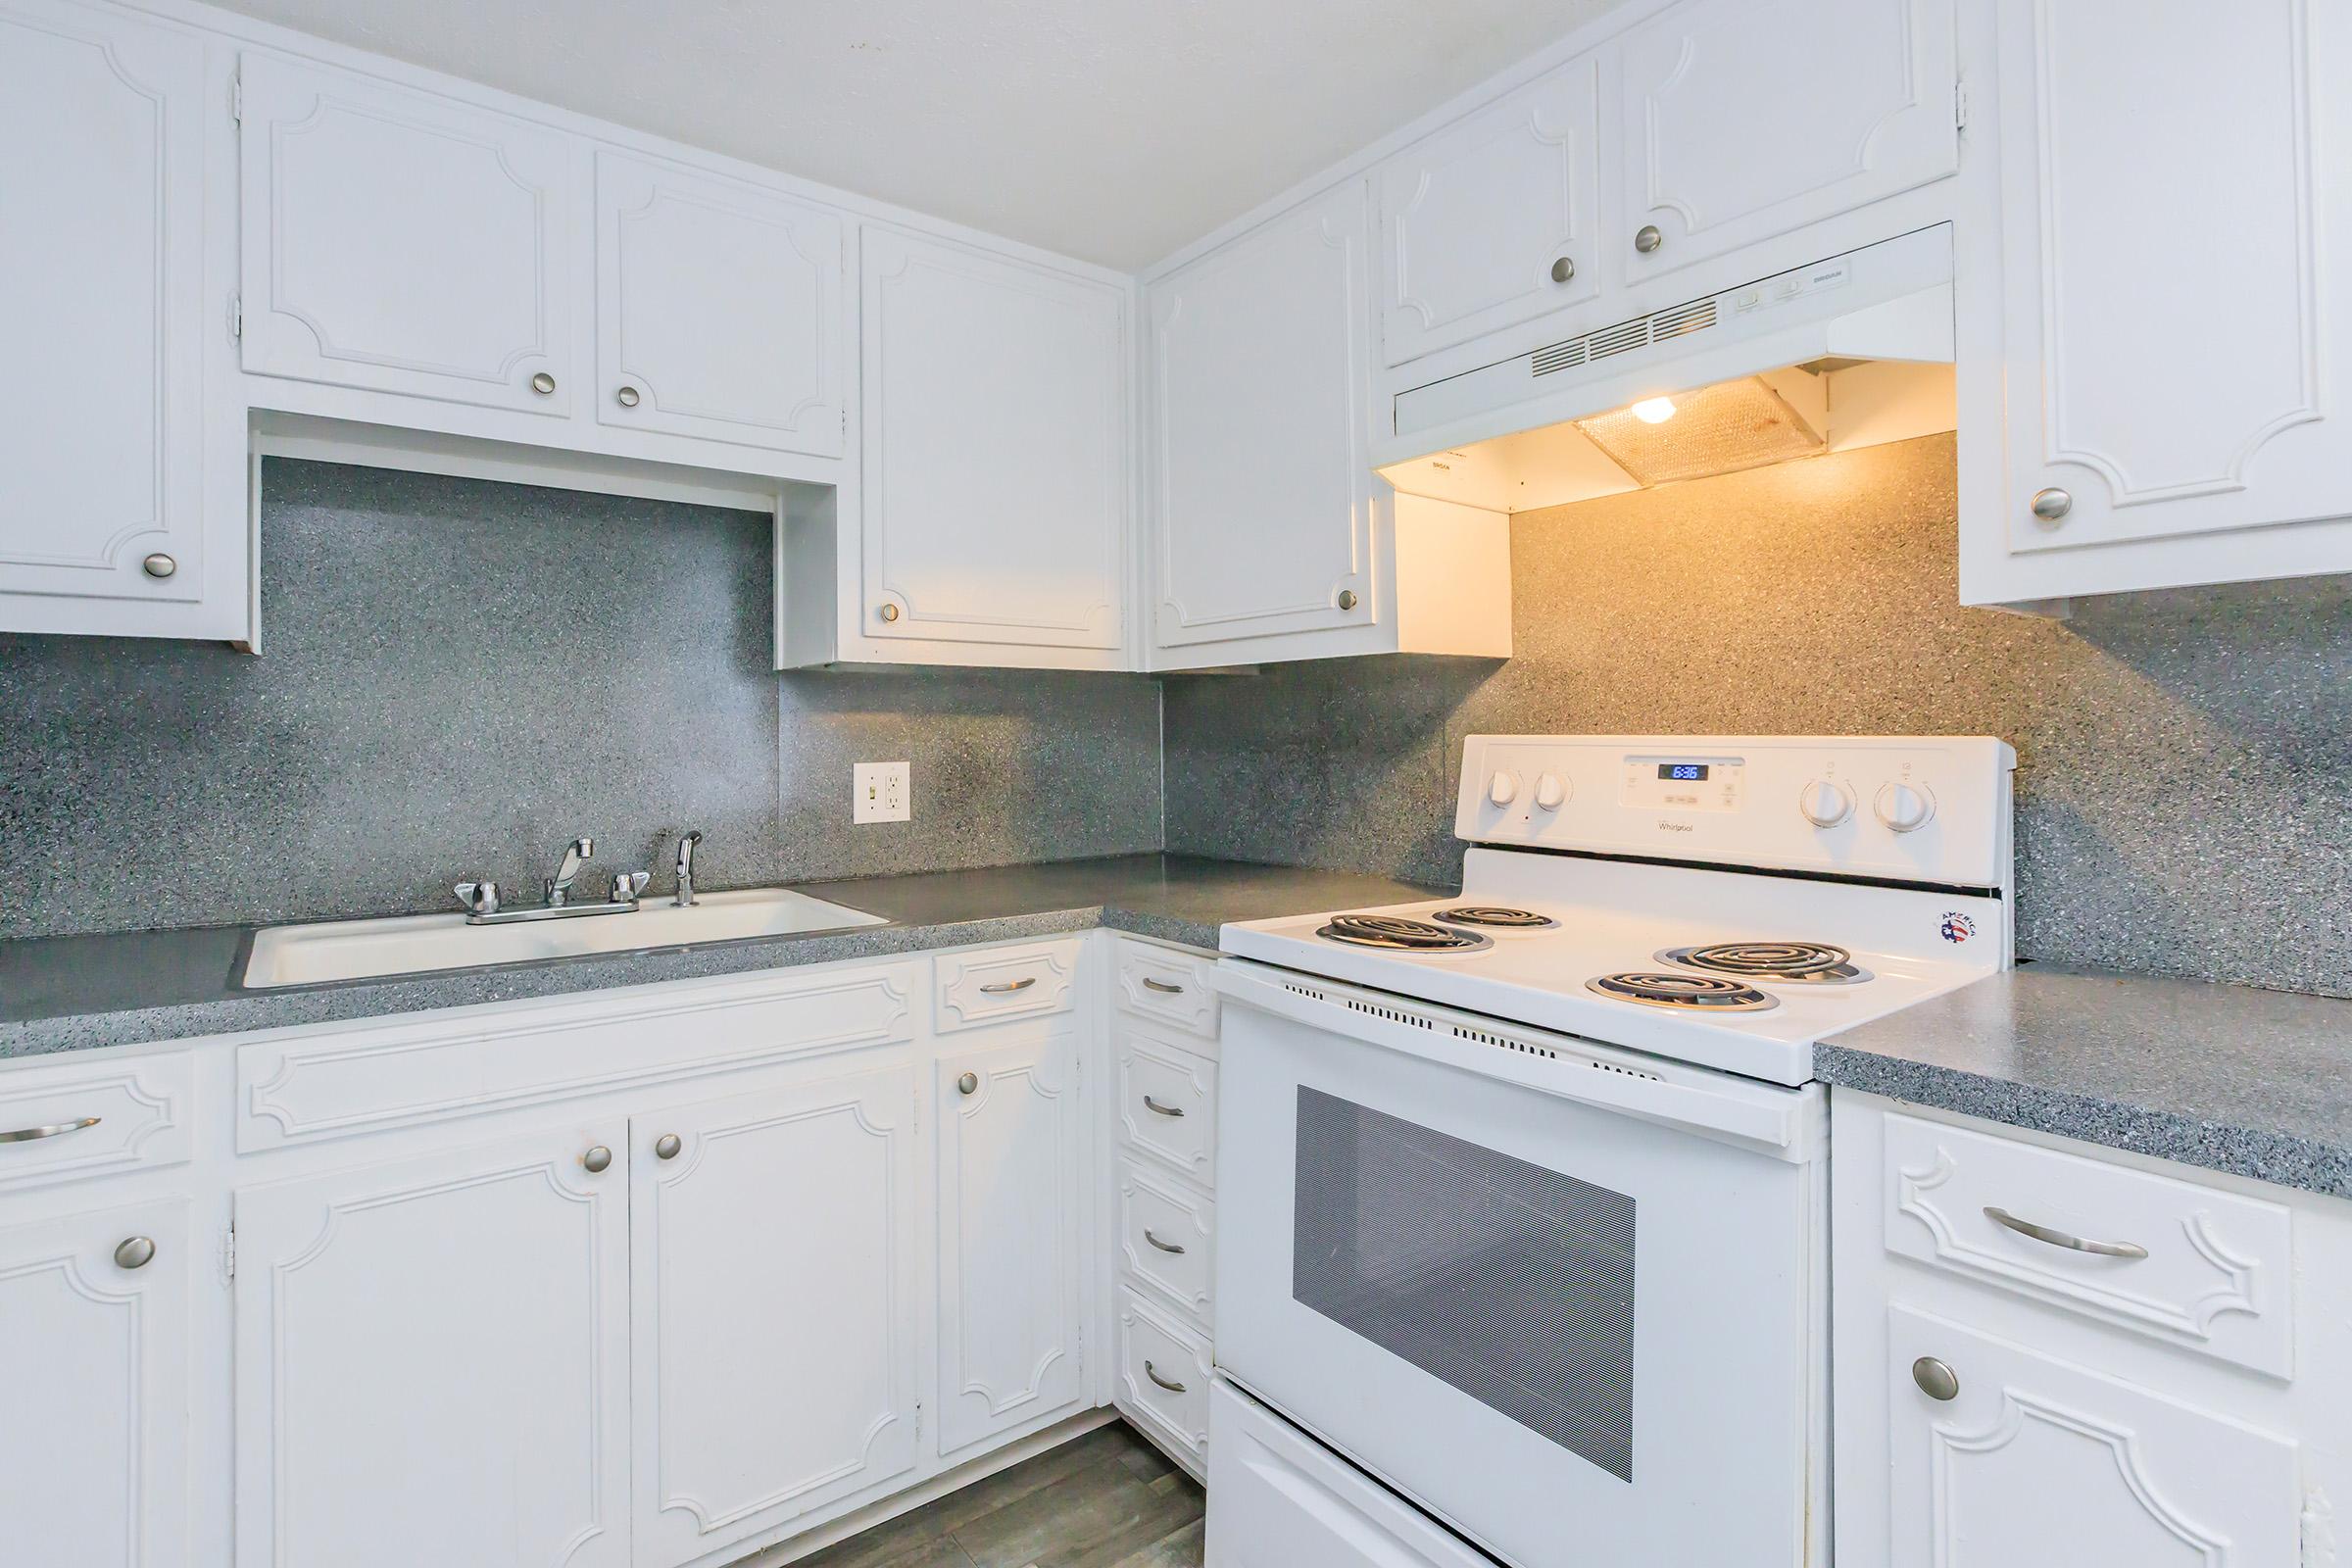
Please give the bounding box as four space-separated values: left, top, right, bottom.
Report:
1106 935 1221 1476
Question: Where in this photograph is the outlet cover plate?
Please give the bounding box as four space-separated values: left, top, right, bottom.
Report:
854 760 911 824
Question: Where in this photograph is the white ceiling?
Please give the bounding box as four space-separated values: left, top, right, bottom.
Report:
206 0 1632 270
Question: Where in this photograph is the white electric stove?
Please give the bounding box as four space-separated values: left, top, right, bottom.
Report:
1204 735 2015 1568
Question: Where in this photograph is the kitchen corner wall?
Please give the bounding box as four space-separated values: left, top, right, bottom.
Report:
1163 433 2352 1001
0 460 1161 941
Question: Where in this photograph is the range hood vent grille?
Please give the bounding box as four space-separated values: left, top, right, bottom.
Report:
1531 295 1721 379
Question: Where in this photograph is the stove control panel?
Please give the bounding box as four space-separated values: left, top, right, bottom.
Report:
1455 735 2015 889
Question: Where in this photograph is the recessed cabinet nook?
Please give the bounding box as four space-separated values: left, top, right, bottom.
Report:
13 0 2347 661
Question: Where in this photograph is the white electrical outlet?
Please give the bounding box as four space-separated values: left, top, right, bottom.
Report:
853 760 911 824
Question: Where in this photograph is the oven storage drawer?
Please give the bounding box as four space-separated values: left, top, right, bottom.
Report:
934 940 1080 1032
1207 1377 1493 1568
0 1051 194 1194
1117 1155 1213 1325
1114 1026 1216 1185
1116 1287 1212 1465
1882 1111 2294 1377
1112 939 1219 1039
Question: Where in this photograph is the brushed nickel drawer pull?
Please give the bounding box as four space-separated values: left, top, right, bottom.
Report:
1984 1205 2149 1259
1 1116 101 1144
1145 1359 1187 1395
1144 1228 1187 1255
114 1236 156 1271
1141 977 1185 995
979 977 1037 995
1143 1095 1186 1118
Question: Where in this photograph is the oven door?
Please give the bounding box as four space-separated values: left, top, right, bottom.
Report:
1212 959 1826 1568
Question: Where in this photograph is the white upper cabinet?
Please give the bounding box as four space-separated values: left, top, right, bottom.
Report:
0 0 240 640
936 1031 1089 1456
1964 0 2352 603
237 53 575 416
0 1198 192 1568
1148 181 1379 662
857 226 1128 664
630 1069 921 1567
1376 55 1602 367
233 1122 633 1568
1614 0 1958 283
595 151 846 457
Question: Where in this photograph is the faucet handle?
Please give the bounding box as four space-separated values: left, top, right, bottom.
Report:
610 870 651 905
454 880 500 917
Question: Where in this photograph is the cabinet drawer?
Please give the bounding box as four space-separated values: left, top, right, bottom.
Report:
1117 1156 1213 1325
1884 1111 2293 1377
1112 940 1218 1039
1115 1029 1217 1185
933 940 1079 1033
0 1052 193 1194
1116 1288 1211 1465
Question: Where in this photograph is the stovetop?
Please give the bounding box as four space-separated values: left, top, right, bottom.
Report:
1220 849 2006 1088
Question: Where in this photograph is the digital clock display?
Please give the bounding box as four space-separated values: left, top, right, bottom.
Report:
1658 763 1710 782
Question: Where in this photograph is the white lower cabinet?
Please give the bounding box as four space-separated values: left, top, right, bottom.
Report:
1886 1308 2299 1568
936 1027 1089 1456
233 1120 633 1568
631 1067 922 1567
0 1196 192 1568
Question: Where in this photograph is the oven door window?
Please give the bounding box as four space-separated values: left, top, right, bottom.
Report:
1292 1086 1638 1481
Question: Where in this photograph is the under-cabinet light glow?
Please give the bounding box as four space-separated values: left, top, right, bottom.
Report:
1630 396 1677 424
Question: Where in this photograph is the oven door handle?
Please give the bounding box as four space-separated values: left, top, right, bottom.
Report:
1211 957 1812 1156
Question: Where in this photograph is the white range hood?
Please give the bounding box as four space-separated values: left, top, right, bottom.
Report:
1377 225 1955 512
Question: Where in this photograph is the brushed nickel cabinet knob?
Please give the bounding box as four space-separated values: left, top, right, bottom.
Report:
2030 487 2073 524
530 371 557 395
1911 1356 1960 1401
877 603 901 622
115 1236 156 1271
1635 224 1664 254
615 386 640 408
957 1071 979 1095
654 1133 682 1160
581 1146 612 1174
141 553 176 579
1550 255 1576 283
1337 589 1358 611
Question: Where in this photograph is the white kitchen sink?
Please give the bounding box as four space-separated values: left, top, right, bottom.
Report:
241 887 887 989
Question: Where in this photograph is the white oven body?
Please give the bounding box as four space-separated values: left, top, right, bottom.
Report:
1211 959 1829 1568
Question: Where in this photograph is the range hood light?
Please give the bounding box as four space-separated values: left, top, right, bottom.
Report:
1630 396 1677 424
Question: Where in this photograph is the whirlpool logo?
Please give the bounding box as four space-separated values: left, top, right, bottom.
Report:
1656 819 1694 833
1940 911 1979 944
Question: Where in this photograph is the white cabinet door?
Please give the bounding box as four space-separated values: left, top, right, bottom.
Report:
0 1198 190 1568
858 227 1126 659
1614 0 1957 282
936 1030 1086 1454
0 0 224 629
1886 1308 2301 1568
1149 180 1377 657
596 151 846 456
233 1124 631 1568
631 1068 921 1567
237 53 575 416
1978 0 2352 580
1376 54 1602 367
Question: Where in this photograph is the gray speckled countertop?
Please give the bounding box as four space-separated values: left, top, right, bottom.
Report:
1819 966 2352 1200
0 855 1443 1059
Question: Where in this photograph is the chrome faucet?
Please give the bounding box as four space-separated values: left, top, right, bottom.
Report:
544 836 594 907
674 830 704 907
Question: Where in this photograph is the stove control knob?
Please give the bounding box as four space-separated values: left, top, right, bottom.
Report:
1875 780 1937 834
1488 770 1520 808
1798 779 1854 828
1534 772 1568 811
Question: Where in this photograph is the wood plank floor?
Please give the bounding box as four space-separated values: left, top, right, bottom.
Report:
795 1422 1204 1568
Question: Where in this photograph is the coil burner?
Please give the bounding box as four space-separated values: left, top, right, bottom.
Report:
1433 906 1558 930
1585 972 1779 1012
1658 941 1870 985
1317 914 1493 953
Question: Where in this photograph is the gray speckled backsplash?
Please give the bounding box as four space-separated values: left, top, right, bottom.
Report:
1164 433 2352 1000
0 460 1161 940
